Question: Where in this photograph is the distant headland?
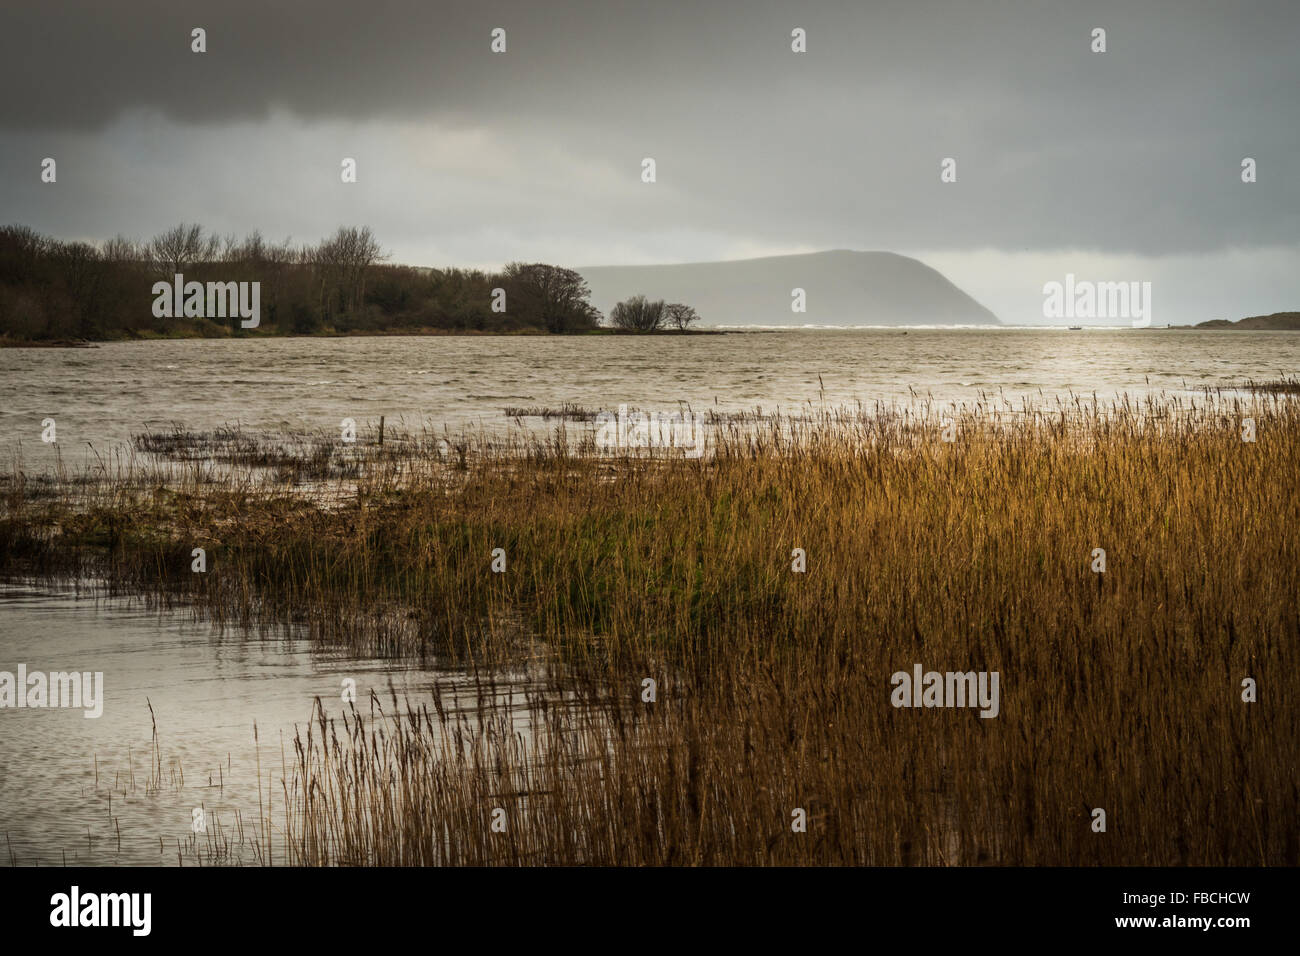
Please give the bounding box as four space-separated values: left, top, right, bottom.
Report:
1193 312 1300 330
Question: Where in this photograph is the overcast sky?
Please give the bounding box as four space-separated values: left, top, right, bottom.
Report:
2 0 1297 324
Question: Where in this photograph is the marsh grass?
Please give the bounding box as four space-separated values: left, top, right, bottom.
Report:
503 403 600 421
1241 376 1300 395
1 392 1297 864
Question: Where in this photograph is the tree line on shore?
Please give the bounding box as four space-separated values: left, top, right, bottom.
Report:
0 222 701 341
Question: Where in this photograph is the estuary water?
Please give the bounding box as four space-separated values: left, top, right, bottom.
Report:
0 583 533 866
1 328 1296 471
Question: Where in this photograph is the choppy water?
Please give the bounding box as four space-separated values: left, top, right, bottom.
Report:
2 329 1296 470
0 584 529 866
0 328 1296 864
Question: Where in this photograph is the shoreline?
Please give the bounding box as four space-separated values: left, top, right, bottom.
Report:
0 327 748 348
8 323 1300 348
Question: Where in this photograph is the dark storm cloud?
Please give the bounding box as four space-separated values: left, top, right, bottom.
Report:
2 0 1298 257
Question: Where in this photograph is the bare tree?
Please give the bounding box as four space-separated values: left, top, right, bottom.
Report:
232 230 268 264
610 295 667 332
148 223 217 275
100 234 140 264
312 226 386 317
0 224 50 276
664 303 700 330
52 240 103 336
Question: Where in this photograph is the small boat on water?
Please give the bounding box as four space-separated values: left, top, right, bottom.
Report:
1068 325 1082 330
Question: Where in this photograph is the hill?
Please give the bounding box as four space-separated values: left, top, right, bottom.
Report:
579 250 998 327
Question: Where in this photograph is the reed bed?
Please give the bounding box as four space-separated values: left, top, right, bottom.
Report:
1242 376 1300 395
1 391 1297 864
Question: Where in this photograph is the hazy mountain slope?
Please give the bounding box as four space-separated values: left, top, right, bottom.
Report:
579 250 998 326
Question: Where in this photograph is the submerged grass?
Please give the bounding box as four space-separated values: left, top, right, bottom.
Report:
1 392 1297 864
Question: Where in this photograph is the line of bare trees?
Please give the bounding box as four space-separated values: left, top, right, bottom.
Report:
609 295 701 332
0 223 610 340
134 224 387 324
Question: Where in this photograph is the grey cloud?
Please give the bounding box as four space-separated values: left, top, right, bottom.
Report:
2 0 1298 258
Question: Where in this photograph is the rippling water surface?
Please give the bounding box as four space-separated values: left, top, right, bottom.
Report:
0 585 521 866
2 329 1296 469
